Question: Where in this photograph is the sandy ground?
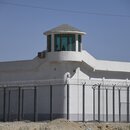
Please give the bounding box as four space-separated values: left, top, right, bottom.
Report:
0 119 130 130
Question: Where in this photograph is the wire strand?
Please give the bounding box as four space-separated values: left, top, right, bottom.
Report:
0 1 130 18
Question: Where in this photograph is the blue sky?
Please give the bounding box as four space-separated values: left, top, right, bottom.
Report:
0 0 130 62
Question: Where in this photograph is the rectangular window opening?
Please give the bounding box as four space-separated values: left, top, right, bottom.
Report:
54 34 75 52
78 35 81 52
47 35 51 52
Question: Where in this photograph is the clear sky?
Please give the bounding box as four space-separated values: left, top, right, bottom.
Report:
0 0 130 62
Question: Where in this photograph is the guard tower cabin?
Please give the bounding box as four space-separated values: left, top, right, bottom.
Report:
41 24 86 62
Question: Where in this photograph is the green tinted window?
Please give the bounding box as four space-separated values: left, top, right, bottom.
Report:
54 34 75 51
69 34 75 51
68 36 73 51
61 35 67 51
47 35 51 52
78 35 81 52
55 35 61 51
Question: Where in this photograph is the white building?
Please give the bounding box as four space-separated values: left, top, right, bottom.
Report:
0 24 130 122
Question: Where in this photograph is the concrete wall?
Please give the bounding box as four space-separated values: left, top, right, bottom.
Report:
0 50 130 122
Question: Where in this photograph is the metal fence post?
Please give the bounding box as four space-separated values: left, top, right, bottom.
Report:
67 84 69 120
98 84 100 122
93 87 95 121
106 89 108 122
127 87 129 122
18 87 21 121
118 88 121 122
50 85 53 121
82 83 85 122
8 90 11 121
34 86 38 122
21 89 24 120
113 86 115 122
3 87 6 122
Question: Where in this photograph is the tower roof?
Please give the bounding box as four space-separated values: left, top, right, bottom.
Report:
44 24 86 35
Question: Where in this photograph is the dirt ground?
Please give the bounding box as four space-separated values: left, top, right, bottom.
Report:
0 119 130 130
